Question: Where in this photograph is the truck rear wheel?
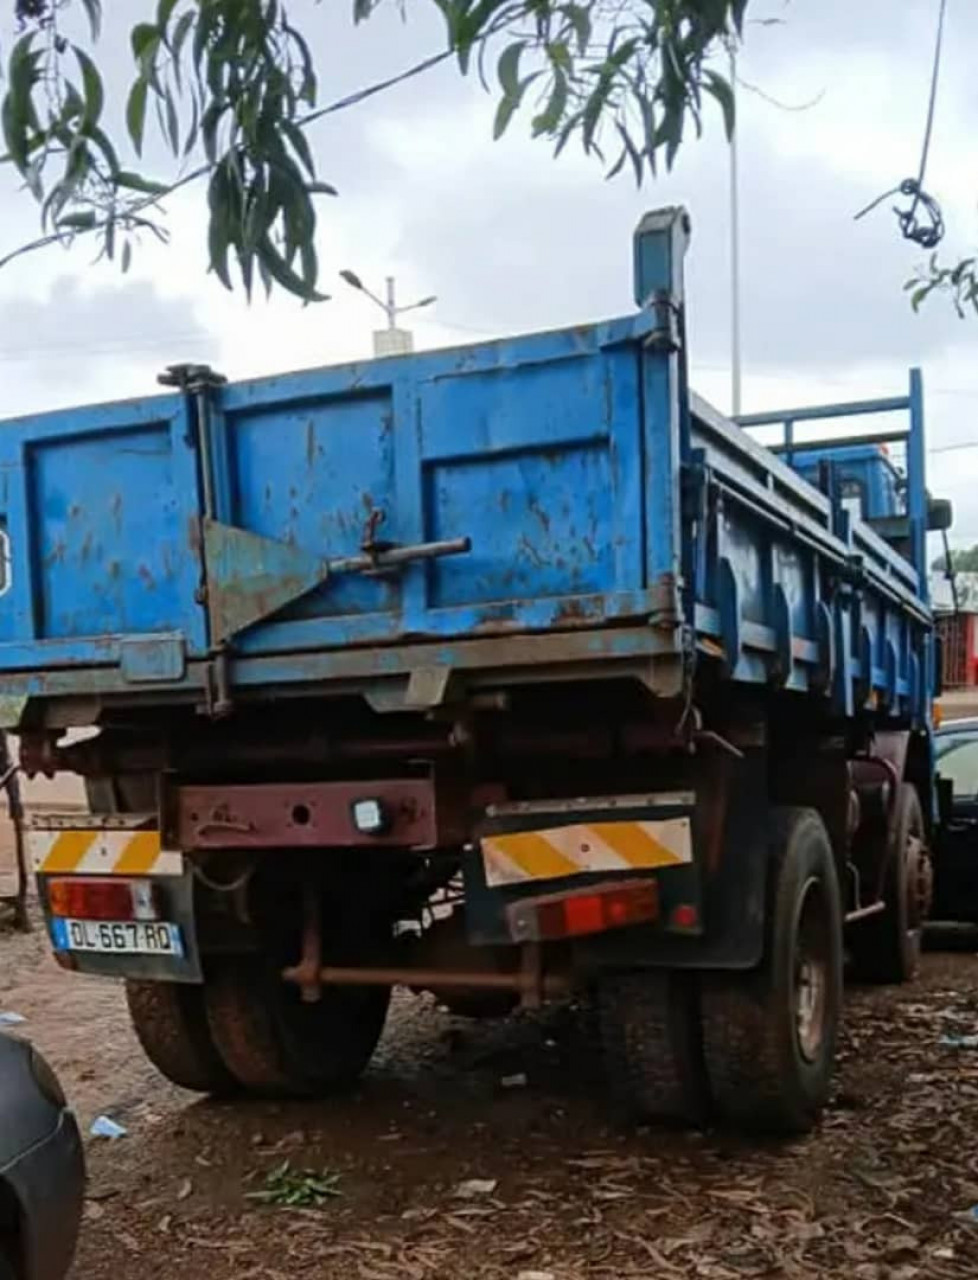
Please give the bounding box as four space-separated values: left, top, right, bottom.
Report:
701 807 842 1135
849 783 929 984
126 980 237 1094
205 960 390 1096
595 969 710 1125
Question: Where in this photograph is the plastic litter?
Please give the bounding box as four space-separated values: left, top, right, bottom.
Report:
500 1072 528 1089
939 1033 978 1049
454 1178 498 1198
90 1115 128 1139
0 1012 26 1026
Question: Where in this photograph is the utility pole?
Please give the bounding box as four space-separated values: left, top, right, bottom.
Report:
728 41 743 419
339 270 437 358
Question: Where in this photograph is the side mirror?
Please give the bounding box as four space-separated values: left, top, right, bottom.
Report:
928 497 953 532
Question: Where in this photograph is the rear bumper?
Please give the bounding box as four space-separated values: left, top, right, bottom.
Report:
5 1110 85 1280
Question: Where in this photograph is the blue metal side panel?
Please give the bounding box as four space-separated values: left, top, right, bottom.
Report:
214 322 659 655
224 389 400 622
0 394 205 663
689 389 933 720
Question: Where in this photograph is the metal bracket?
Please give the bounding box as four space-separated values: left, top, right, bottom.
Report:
405 665 459 709
644 291 683 353
201 517 471 646
157 362 228 393
196 648 232 719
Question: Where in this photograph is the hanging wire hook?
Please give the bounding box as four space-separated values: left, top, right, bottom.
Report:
854 0 948 249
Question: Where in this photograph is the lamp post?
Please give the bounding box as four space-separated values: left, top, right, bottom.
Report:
728 40 743 419
339 270 437 357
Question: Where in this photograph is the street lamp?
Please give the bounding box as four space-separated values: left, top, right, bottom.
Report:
339 270 437 356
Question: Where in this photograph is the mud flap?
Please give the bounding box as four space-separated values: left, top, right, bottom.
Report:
463 752 769 972
29 812 202 982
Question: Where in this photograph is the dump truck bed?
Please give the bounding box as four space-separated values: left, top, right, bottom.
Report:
0 213 932 725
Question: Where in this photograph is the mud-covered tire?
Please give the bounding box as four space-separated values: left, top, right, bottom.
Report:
595 969 710 1125
205 961 390 1097
849 783 928 985
701 807 842 1136
126 980 237 1094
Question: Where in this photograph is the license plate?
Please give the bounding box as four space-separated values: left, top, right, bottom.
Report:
50 918 184 957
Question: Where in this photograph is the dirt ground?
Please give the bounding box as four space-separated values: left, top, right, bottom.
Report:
0 905 977 1280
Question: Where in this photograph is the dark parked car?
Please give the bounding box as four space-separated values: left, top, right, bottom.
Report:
933 716 978 922
0 1033 84 1279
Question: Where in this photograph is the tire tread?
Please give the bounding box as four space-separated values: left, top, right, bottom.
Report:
126 979 237 1094
596 969 709 1125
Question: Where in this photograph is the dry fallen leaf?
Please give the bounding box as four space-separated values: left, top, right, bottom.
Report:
453 1179 498 1199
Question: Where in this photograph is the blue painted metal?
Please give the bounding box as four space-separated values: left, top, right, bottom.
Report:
0 207 936 731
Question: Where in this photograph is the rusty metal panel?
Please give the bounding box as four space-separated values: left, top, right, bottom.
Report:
202 518 332 645
174 779 443 850
0 392 206 656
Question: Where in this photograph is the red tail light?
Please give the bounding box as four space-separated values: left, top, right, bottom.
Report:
507 879 659 942
47 877 159 921
669 903 700 931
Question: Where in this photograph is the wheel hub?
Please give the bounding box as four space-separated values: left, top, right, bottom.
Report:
794 878 828 1064
795 956 826 1062
905 833 933 928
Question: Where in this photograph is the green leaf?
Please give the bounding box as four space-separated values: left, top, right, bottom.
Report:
497 41 525 97
171 11 195 68
258 234 328 302
157 0 180 37
80 0 103 40
910 285 930 312
62 81 86 124
493 93 519 141
1 95 28 174
563 4 591 54
307 181 338 196
614 121 643 184
183 91 200 155
207 164 233 291
703 70 735 140
131 23 160 62
57 210 98 230
201 101 226 165
4 34 37 172
116 170 169 195
282 121 314 177
532 70 567 136
126 78 149 155
547 41 571 73
24 157 43 200
285 21 317 106
86 124 121 176
164 89 180 154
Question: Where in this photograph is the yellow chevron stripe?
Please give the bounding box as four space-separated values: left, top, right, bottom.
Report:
112 830 163 875
31 827 178 876
39 830 98 874
483 831 582 881
481 817 691 886
589 821 685 868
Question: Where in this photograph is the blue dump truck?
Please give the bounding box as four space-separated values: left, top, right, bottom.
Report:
1 207 950 1134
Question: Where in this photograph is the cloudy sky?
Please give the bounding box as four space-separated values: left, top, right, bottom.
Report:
0 0 975 548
